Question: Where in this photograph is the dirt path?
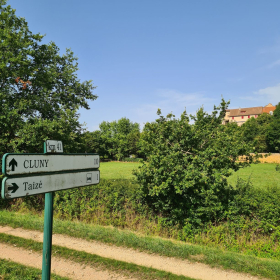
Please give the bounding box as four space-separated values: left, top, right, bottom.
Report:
0 226 267 280
0 243 135 280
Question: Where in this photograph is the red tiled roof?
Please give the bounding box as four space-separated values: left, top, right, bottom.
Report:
263 106 276 114
228 106 263 117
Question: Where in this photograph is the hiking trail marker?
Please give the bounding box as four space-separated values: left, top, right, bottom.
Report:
1 140 100 280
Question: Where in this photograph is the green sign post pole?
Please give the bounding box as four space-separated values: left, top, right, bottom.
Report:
42 192 53 280
42 142 54 280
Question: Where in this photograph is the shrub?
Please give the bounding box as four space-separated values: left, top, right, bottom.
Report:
134 100 252 226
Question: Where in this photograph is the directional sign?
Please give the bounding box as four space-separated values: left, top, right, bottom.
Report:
2 154 99 176
2 170 100 199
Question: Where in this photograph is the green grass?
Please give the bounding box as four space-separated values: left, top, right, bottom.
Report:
0 210 279 279
100 161 280 190
0 232 196 280
0 258 68 280
101 162 280 189
100 161 141 179
228 163 280 189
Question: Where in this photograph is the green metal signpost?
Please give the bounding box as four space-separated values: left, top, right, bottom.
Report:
1 140 100 280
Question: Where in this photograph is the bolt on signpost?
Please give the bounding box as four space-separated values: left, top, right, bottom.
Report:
1 140 100 280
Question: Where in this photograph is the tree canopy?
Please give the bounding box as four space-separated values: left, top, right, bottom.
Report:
0 0 97 157
272 102 280 119
82 118 140 160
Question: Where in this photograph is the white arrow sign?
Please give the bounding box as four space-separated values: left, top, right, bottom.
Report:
2 170 100 199
3 154 99 176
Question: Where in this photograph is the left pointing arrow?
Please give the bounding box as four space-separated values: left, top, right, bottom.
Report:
9 158 17 171
8 183 19 193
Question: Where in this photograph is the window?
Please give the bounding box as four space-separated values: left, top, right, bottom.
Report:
241 116 244 119
232 117 234 120
255 115 258 118
248 115 250 118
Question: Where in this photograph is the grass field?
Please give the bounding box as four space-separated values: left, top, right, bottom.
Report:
100 161 280 189
228 163 280 189
100 161 141 179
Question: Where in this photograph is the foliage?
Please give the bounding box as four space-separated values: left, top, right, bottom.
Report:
266 104 280 152
80 130 102 154
266 120 280 152
135 100 252 226
241 113 273 152
3 170 280 261
273 102 280 120
53 179 145 226
82 118 140 159
0 1 97 161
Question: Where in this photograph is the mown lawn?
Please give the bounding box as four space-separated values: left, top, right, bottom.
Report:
228 163 280 189
100 161 141 179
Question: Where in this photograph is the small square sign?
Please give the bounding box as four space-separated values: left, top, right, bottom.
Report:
86 173 92 183
45 140 63 153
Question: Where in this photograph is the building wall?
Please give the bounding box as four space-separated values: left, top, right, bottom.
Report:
223 104 276 126
229 114 258 126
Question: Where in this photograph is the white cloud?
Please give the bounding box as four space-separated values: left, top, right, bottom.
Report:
133 89 216 129
257 39 280 55
156 89 212 107
254 84 280 104
266 59 280 69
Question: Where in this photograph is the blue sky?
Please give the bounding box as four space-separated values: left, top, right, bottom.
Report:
8 0 280 130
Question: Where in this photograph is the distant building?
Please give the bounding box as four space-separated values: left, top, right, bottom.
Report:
223 103 276 126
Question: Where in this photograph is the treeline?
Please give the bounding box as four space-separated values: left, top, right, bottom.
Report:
81 102 280 160
81 118 142 161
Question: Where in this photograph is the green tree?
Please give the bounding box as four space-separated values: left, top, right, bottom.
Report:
81 130 102 154
266 103 280 152
97 118 140 160
241 113 273 152
266 120 280 152
0 1 97 158
135 100 252 227
273 102 280 120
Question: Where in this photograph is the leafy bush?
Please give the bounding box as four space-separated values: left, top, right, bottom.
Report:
53 179 145 226
228 178 280 230
134 100 252 226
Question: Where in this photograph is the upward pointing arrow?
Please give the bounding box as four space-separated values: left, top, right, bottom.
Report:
9 158 17 171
